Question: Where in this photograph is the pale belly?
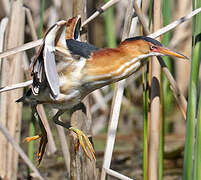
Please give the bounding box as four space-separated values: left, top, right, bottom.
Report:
34 60 143 110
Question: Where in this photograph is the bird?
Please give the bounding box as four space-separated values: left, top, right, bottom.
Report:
17 15 96 163
17 17 188 164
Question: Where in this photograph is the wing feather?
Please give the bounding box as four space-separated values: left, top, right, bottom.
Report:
43 47 60 98
31 44 45 95
30 17 83 99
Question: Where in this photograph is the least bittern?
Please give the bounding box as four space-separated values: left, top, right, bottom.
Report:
17 16 188 164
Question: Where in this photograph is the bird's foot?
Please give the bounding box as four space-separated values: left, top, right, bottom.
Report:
24 133 48 165
24 135 41 143
69 127 96 161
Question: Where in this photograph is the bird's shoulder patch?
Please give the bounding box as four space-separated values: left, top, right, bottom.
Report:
66 39 99 58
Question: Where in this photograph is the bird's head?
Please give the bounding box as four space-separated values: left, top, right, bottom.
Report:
120 36 188 60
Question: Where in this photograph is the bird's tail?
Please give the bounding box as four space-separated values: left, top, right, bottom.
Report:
16 96 24 103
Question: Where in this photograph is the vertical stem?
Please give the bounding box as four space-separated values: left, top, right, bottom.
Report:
27 114 35 175
142 2 149 179
143 1 153 179
183 0 201 179
104 0 116 48
193 89 201 180
0 0 25 179
148 0 162 179
101 1 134 179
39 0 45 38
159 84 163 180
159 1 171 176
142 68 149 180
162 0 173 126
148 0 153 29
183 50 199 180
142 2 153 179
193 2 201 180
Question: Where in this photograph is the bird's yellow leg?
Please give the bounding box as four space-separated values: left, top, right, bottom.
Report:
69 127 96 161
53 106 96 161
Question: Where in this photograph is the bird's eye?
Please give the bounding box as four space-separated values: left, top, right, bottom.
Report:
150 45 155 50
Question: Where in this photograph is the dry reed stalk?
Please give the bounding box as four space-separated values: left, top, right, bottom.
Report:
91 91 113 114
158 57 187 118
92 90 108 114
81 0 121 27
56 125 71 175
148 0 162 179
149 7 201 38
47 6 58 29
90 70 142 115
35 105 57 155
70 99 98 180
61 0 73 19
0 38 42 59
0 0 25 179
70 1 98 179
25 8 38 41
101 80 125 179
0 17 8 179
0 0 10 17
0 18 8 75
171 0 191 96
169 0 191 50
104 168 133 180
101 0 135 179
0 80 32 93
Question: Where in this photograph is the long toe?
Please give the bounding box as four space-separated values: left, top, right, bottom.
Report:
69 127 96 161
24 135 41 143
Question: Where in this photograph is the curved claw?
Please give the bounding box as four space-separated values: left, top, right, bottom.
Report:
69 127 96 161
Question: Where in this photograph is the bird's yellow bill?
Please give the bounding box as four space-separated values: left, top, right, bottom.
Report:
158 47 189 60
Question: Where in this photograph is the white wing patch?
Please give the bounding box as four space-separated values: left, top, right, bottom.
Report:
44 46 60 98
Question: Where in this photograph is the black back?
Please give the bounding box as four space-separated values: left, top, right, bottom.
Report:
66 39 99 58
